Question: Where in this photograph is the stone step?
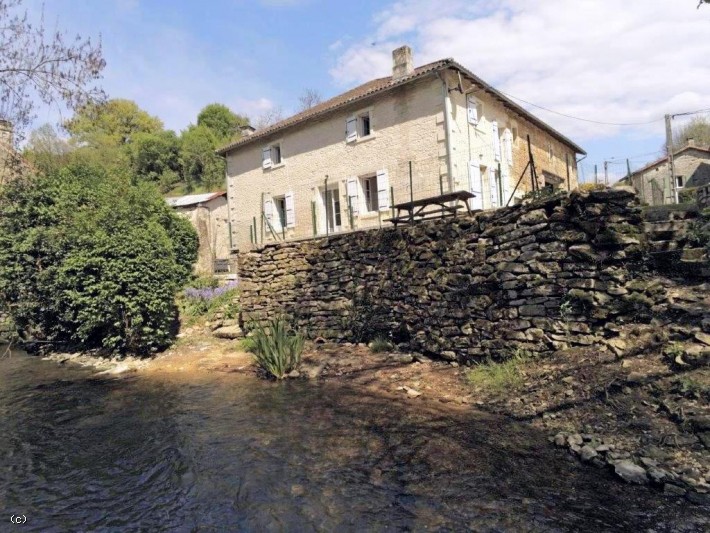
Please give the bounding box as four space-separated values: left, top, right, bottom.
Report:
644 220 692 233
648 240 680 252
682 248 708 262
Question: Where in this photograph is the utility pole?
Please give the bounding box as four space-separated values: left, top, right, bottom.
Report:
594 164 598 184
604 161 609 186
665 114 676 204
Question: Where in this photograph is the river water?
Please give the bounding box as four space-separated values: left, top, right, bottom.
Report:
0 348 707 532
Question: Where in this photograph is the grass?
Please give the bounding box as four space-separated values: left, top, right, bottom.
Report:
248 316 304 379
467 350 532 393
237 337 257 353
368 336 393 353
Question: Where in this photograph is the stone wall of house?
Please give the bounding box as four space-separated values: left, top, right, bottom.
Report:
239 187 657 362
699 183 710 210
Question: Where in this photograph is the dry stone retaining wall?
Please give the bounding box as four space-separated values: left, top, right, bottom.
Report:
239 187 658 362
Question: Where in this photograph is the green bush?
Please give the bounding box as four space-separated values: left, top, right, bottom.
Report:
249 316 304 379
0 163 198 355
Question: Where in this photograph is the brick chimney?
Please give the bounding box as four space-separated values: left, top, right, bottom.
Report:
0 120 13 148
392 45 414 80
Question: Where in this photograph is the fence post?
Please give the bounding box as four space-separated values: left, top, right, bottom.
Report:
565 154 571 191
259 193 264 244
348 195 354 230
390 186 395 221
249 224 254 245
324 175 329 237
311 201 317 237
409 160 414 224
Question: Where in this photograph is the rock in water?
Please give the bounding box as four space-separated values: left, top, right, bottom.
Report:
614 460 648 484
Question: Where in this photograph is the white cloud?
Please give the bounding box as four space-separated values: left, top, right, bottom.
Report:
330 0 710 141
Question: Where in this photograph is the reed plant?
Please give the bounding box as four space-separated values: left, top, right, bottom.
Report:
249 316 304 379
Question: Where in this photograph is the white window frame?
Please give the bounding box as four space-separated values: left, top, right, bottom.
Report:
262 142 283 169
361 174 379 213
467 93 483 126
346 108 374 143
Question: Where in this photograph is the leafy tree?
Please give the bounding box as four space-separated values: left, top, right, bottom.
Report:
0 163 198 354
179 125 225 191
64 98 163 148
197 103 249 142
22 123 71 175
0 0 105 142
127 130 181 189
672 117 710 151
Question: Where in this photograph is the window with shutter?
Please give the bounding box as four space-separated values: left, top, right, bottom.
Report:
262 147 272 169
467 94 479 125
346 117 357 143
492 121 501 162
376 169 389 211
489 168 501 208
264 198 274 229
503 128 513 165
468 161 483 211
346 177 359 215
285 192 295 228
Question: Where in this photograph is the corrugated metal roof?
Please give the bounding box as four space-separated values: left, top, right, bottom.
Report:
216 58 585 156
165 191 226 208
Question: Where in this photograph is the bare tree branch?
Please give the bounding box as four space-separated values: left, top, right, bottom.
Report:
0 0 105 145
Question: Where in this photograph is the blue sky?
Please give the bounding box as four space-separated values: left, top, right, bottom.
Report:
24 0 710 182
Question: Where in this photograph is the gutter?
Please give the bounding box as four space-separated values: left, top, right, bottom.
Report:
437 71 455 193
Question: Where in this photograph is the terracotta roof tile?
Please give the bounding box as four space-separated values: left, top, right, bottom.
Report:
217 58 585 155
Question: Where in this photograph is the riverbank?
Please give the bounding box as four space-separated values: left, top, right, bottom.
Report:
36 323 710 506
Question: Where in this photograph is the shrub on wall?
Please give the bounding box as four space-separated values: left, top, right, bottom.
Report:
0 163 198 355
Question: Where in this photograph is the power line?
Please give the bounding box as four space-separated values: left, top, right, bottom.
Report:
496 90 665 126
671 108 710 118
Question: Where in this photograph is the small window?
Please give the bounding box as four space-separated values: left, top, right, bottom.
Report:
271 144 281 165
467 94 483 126
548 144 554 161
262 143 282 168
362 175 379 212
346 112 372 142
676 175 684 188
359 112 371 137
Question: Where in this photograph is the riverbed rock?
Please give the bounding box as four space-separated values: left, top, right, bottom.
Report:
389 353 414 364
580 445 598 462
614 460 648 484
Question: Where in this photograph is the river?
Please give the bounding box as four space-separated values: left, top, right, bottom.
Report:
0 347 707 532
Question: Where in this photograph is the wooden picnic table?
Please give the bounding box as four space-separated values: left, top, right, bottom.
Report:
385 190 476 227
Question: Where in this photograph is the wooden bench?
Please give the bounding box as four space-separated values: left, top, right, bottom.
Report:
385 190 476 228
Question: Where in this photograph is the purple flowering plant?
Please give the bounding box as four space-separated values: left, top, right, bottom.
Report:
182 279 239 319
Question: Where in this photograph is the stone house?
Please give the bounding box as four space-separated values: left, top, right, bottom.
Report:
166 191 231 275
218 46 585 252
624 141 710 205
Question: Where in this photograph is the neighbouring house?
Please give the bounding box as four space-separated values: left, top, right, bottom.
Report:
218 46 585 252
166 191 232 275
622 140 710 205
